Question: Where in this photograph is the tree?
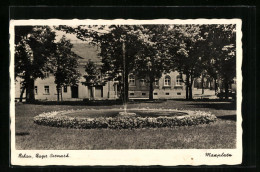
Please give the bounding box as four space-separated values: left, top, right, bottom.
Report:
56 25 150 102
205 59 219 94
81 60 105 100
203 24 236 99
52 36 81 101
167 25 208 100
15 26 56 102
57 24 236 101
133 25 170 100
99 25 149 102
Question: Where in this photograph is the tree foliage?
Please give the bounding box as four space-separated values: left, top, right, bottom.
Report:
99 25 147 101
133 25 170 100
56 24 236 101
56 25 146 101
166 24 236 99
82 60 105 100
205 24 236 99
82 60 104 86
52 36 81 101
167 25 208 99
15 26 56 102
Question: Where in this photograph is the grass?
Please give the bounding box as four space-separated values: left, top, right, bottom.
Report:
15 100 236 149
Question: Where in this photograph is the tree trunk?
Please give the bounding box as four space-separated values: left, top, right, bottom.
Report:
61 88 63 101
149 76 154 100
26 78 35 102
19 86 26 102
188 86 192 100
224 81 229 100
189 77 193 100
89 86 94 100
89 86 92 100
201 74 204 94
57 85 60 101
185 74 190 100
214 78 217 95
92 86 95 100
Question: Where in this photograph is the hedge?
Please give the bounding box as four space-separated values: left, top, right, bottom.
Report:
33 110 217 129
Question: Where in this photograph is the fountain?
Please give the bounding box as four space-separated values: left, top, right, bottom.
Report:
118 104 136 116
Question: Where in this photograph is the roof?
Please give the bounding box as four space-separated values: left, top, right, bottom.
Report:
71 43 101 63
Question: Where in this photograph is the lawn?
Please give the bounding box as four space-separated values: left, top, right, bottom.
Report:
15 100 236 149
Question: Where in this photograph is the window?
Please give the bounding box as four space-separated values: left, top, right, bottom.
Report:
177 92 181 95
64 86 67 93
140 79 146 86
154 78 159 86
34 86 38 95
165 92 170 95
44 72 49 78
176 75 183 86
129 74 135 86
164 75 171 86
130 93 134 96
142 93 146 96
154 92 158 95
44 86 49 94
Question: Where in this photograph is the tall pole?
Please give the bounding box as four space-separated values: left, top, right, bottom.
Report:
122 36 126 104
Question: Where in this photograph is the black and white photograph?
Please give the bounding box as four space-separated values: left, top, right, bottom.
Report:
10 19 242 166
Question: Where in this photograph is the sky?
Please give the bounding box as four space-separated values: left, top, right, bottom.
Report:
54 29 85 43
50 26 102 63
52 25 111 43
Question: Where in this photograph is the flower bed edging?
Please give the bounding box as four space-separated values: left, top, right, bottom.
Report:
33 110 217 129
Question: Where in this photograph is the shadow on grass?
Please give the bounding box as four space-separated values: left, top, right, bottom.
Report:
128 99 167 104
187 102 236 110
23 99 168 106
16 132 30 136
21 98 235 107
24 100 124 106
191 99 235 102
128 99 235 104
217 115 236 121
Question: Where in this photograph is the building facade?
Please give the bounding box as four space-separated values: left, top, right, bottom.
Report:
128 71 187 99
15 64 120 101
15 66 188 101
15 43 224 101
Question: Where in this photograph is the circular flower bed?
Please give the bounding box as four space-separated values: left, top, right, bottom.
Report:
33 109 217 129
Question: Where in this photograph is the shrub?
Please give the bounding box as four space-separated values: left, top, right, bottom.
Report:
34 110 217 129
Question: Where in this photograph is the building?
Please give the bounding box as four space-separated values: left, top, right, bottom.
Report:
15 43 120 101
15 69 187 101
128 71 186 99
15 43 220 101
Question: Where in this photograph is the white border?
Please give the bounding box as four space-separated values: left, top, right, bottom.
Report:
10 19 242 166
